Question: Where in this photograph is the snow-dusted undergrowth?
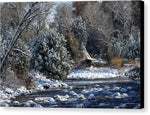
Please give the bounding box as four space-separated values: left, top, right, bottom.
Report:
68 67 124 79
0 71 68 106
0 86 31 107
34 72 68 90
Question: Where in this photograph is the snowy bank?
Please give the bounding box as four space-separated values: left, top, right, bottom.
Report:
68 67 123 79
0 86 32 107
33 72 68 90
0 71 68 107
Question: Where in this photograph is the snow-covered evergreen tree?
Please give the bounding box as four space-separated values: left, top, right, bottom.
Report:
28 30 71 80
71 16 88 45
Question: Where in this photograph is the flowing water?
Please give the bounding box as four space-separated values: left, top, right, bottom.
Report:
9 77 141 108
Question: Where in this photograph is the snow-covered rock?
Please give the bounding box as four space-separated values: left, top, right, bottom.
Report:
69 91 77 96
122 93 128 98
69 98 77 102
35 97 56 104
103 90 113 95
81 89 89 94
112 92 121 97
61 83 68 88
88 94 96 100
112 87 120 91
48 97 57 104
99 103 106 107
120 88 127 92
76 103 84 108
92 88 99 94
76 94 86 100
62 89 68 93
0 85 32 106
0 91 8 99
24 100 42 107
33 72 68 90
54 95 69 101
127 86 132 90
5 88 14 94
119 104 126 108
13 101 19 105
64 94 70 99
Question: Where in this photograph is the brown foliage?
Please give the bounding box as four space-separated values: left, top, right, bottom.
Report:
65 31 81 65
111 57 135 68
65 30 91 65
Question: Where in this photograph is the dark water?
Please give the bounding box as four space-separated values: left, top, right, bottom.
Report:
9 77 141 108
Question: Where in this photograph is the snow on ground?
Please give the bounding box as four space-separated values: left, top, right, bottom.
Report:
0 86 31 107
0 67 140 108
68 66 126 79
0 71 68 107
33 72 68 90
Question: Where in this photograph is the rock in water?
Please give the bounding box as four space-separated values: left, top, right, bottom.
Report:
119 104 126 108
120 88 127 92
13 101 19 105
24 100 41 107
43 83 50 89
5 88 14 94
99 103 106 107
112 87 120 91
88 94 96 100
76 104 84 108
76 94 86 100
113 92 121 97
69 91 77 96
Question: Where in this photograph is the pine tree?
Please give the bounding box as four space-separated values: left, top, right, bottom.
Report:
29 30 71 80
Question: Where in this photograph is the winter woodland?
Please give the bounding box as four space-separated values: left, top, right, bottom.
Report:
0 1 142 108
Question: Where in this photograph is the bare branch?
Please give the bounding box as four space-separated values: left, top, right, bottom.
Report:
0 2 38 71
12 48 32 58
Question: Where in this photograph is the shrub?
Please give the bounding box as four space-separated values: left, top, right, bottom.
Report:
0 34 31 89
29 30 71 80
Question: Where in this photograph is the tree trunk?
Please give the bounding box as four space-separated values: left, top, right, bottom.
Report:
0 2 38 71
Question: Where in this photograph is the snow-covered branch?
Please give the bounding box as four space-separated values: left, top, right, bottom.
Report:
12 48 32 58
0 2 38 71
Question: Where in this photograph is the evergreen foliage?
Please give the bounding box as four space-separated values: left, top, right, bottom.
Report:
28 30 71 80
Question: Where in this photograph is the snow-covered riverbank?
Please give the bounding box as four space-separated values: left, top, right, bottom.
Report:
68 66 133 79
0 66 140 108
0 71 68 107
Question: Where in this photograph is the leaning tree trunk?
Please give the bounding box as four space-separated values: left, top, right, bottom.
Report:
65 31 91 65
79 43 91 60
0 2 38 71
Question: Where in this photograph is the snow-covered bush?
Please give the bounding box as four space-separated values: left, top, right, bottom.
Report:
28 30 71 80
111 38 124 57
122 30 140 59
0 33 31 89
71 16 88 45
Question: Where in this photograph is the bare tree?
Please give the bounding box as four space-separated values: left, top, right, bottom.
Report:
0 2 38 71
